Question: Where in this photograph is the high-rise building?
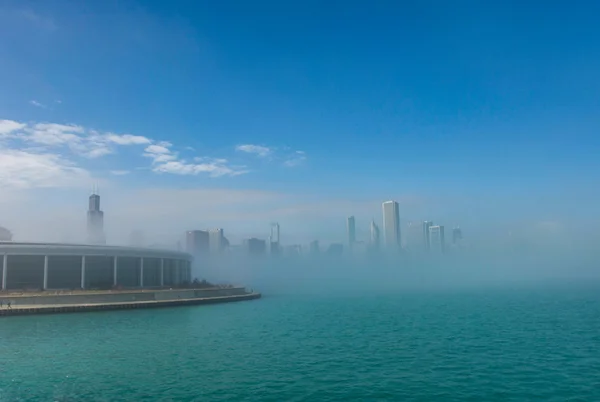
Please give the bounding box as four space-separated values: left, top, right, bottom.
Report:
382 201 401 250
209 228 225 254
370 220 380 250
269 223 280 255
429 225 445 253
243 238 267 256
186 230 210 255
347 216 356 250
422 221 433 251
87 190 105 244
405 221 422 250
452 226 463 244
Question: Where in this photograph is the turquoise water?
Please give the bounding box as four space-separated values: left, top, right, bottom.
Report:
1 285 600 401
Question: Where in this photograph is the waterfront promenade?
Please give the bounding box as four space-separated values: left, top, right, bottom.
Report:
0 286 261 316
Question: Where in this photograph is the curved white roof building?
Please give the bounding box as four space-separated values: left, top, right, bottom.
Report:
0 242 193 291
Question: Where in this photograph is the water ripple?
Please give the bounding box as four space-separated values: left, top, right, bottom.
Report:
1 286 600 401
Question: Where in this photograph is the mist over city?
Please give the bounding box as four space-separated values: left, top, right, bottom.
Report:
2 184 598 295
2 1 600 401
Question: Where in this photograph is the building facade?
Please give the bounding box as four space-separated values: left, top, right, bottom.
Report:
87 192 105 245
186 230 210 255
347 216 356 250
0 242 192 291
243 238 267 256
423 221 433 251
382 201 401 250
370 220 380 250
428 225 445 253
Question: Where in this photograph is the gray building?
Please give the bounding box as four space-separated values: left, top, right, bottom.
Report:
186 230 210 255
209 229 226 254
87 191 105 245
269 223 281 256
382 201 401 250
370 220 380 250
452 226 463 244
347 216 356 250
429 225 445 253
423 221 433 250
243 238 267 256
0 241 192 290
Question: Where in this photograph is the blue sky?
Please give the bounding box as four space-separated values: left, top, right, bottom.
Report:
1 0 599 244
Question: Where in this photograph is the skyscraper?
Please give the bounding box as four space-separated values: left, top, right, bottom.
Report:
87 190 105 244
370 220 380 250
429 225 445 253
243 238 267 256
186 230 210 255
269 223 280 255
209 228 225 254
423 221 433 251
405 221 422 250
347 216 356 250
382 201 401 250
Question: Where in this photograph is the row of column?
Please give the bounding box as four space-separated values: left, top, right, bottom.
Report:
0 255 192 291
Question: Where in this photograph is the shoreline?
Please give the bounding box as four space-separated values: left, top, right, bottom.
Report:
0 288 261 317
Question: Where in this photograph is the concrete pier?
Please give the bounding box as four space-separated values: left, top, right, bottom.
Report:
0 287 261 317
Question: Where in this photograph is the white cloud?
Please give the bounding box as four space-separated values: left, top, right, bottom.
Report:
0 148 90 189
283 150 307 167
26 123 82 145
144 144 171 154
1 118 255 181
0 120 26 135
236 144 271 157
29 100 47 108
153 160 248 178
104 133 151 145
110 170 130 176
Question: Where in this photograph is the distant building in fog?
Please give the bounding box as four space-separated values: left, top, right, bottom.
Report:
87 190 105 245
406 221 422 250
326 243 344 256
422 221 433 251
370 220 380 250
382 201 401 250
243 238 267 256
0 226 12 241
186 230 210 255
269 223 280 256
209 228 226 254
285 245 302 257
452 226 463 244
347 216 356 250
429 225 445 253
309 240 320 254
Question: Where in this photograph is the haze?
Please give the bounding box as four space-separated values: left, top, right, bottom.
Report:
1 1 599 293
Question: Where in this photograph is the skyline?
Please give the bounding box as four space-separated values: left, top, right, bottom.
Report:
0 1 599 249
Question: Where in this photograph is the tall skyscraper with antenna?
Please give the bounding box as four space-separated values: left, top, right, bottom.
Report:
87 186 105 244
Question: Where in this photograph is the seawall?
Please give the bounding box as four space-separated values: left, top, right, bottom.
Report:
0 288 261 317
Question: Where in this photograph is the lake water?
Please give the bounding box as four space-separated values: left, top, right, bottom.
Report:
1 284 600 401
